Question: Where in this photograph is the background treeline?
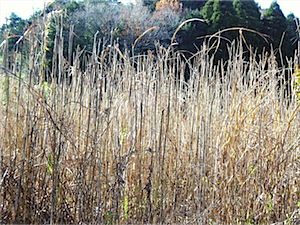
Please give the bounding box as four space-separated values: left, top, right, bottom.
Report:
0 0 299 69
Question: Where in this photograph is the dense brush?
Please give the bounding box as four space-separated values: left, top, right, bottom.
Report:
1 18 300 224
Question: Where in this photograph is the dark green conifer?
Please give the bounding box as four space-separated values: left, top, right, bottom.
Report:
262 1 287 47
178 10 208 53
233 0 261 29
202 0 237 34
233 0 263 50
286 13 299 47
178 0 207 10
261 1 294 66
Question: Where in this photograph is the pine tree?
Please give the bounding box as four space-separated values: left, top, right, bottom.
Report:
233 0 263 50
0 13 26 53
286 13 299 47
178 9 208 53
178 0 207 10
201 0 238 61
262 0 294 66
202 0 237 34
201 0 214 24
262 1 287 48
233 0 261 29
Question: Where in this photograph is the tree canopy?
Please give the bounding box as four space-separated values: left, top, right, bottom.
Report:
0 0 299 68
233 0 261 29
178 0 207 10
262 1 288 46
232 0 263 49
261 1 294 62
202 0 238 33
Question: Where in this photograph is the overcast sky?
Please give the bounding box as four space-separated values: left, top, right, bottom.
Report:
1 0 300 27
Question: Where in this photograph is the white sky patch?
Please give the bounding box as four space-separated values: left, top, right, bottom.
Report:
257 0 300 18
0 0 48 25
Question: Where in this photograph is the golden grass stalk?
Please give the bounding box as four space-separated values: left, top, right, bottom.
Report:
1 19 300 224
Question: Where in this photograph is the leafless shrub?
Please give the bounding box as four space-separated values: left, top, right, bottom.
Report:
67 2 182 54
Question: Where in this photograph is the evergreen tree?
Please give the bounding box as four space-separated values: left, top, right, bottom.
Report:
201 0 214 25
178 9 208 53
202 0 238 62
0 13 26 53
262 0 295 68
233 0 263 50
202 0 237 34
262 1 288 49
178 0 207 10
233 0 261 29
286 13 299 48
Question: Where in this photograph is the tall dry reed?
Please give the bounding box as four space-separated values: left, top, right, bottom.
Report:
1 18 300 224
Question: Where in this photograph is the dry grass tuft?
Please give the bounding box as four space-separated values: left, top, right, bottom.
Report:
1 20 300 224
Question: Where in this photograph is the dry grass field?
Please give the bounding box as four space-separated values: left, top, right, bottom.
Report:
1 20 300 224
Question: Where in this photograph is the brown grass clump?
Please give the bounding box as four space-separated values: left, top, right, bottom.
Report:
1 19 300 224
